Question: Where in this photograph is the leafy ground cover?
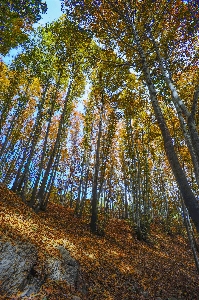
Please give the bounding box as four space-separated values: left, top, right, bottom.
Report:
0 184 199 300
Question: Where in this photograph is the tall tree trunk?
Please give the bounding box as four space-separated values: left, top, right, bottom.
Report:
132 23 199 232
37 78 73 209
148 28 199 165
16 81 50 196
79 165 90 217
90 94 104 233
29 77 61 207
181 198 199 274
11 82 49 193
40 148 62 211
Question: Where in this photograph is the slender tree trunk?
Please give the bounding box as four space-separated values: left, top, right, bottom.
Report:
40 148 62 211
29 79 60 207
16 81 50 195
177 108 199 188
37 79 73 208
0 113 17 158
181 198 199 274
0 90 29 160
132 23 199 232
75 155 85 215
124 182 128 219
148 28 199 165
0 76 23 134
11 83 49 193
79 165 90 217
90 94 104 233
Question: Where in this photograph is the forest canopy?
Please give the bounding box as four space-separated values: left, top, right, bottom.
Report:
0 0 47 55
0 0 199 238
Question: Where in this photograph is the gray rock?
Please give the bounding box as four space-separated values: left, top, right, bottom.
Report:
46 245 79 286
0 239 80 298
142 291 149 297
0 239 38 296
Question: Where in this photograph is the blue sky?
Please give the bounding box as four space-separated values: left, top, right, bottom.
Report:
36 0 63 26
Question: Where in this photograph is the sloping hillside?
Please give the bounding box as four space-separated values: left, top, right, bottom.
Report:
0 184 199 300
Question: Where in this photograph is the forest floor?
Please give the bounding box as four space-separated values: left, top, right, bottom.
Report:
0 184 199 300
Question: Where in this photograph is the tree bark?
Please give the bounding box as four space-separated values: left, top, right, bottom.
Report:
90 93 104 233
132 23 199 232
37 78 73 209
